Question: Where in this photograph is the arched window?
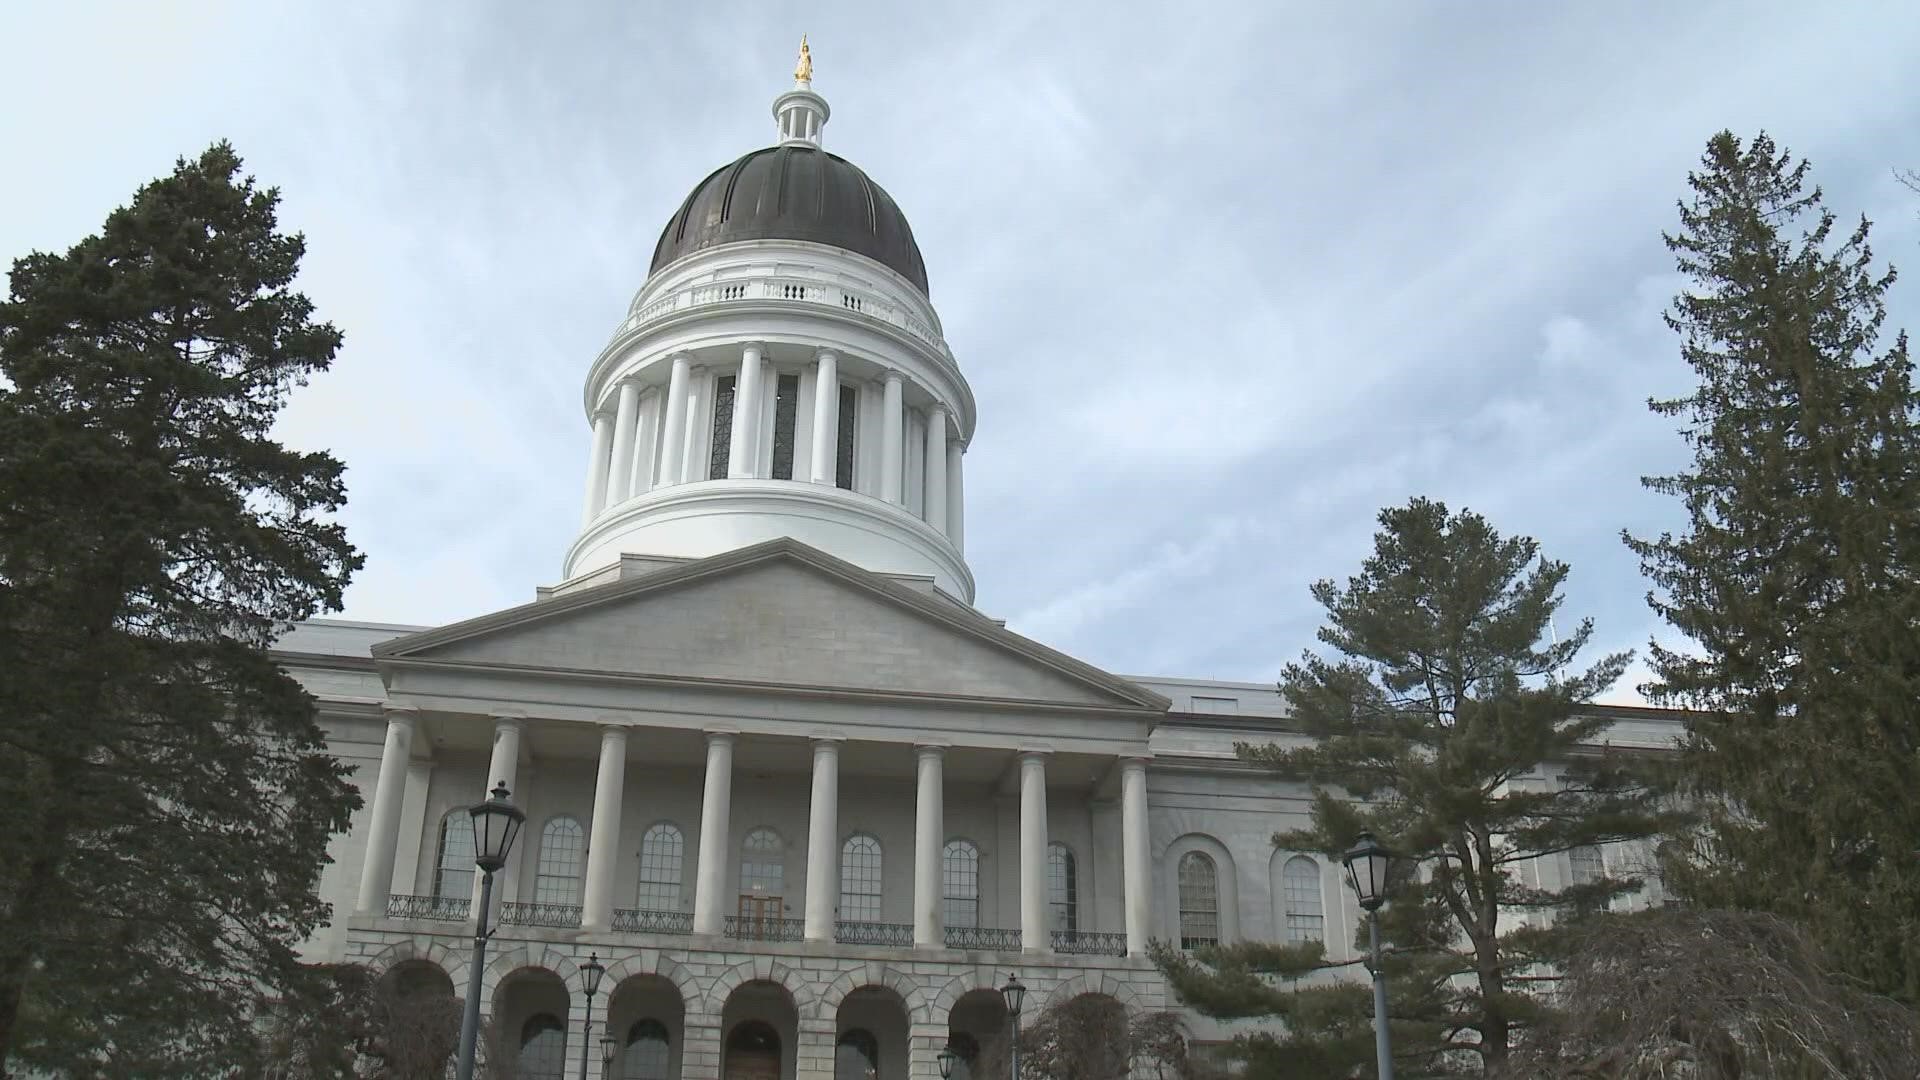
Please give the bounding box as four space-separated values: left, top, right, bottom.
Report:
518 1013 567 1080
1048 843 1077 932
942 839 979 928
1282 855 1324 943
727 1020 781 1076
636 823 684 911
534 816 586 905
1178 851 1220 948
1569 845 1604 887
840 834 883 922
433 812 475 900
836 1028 879 1080
741 827 785 896
623 1018 671 1080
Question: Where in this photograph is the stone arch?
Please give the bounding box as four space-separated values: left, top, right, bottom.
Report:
364 936 467 988
482 944 589 992
1044 972 1143 1011
705 955 821 1018
818 962 933 1024
602 948 702 1011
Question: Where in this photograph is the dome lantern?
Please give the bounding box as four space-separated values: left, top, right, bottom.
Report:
774 36 829 147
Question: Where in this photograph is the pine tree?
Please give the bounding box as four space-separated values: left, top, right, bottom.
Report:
1155 498 1675 1076
0 143 364 1073
1624 130 1920 1003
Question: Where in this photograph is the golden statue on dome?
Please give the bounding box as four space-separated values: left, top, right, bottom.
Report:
794 35 813 83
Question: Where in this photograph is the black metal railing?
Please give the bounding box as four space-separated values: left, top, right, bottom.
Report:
1051 930 1129 956
387 894 470 922
944 926 1022 951
499 901 582 929
835 920 913 946
724 916 805 942
613 908 694 934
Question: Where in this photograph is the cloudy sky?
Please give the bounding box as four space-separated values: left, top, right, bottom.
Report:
4 2 1917 703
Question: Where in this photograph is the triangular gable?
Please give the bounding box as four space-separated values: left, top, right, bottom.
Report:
373 539 1168 712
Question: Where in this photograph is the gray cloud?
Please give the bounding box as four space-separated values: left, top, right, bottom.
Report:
3 0 1916 704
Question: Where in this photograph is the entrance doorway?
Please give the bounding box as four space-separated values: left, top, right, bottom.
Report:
737 893 783 936
725 1020 781 1080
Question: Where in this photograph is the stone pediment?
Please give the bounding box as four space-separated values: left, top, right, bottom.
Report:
372 539 1168 712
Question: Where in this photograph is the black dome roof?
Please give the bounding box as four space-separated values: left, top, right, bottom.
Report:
650 144 928 295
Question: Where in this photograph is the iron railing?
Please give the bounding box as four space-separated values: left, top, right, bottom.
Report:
835 921 914 946
500 901 582 929
1051 930 1129 957
387 894 470 922
944 926 1022 951
724 916 805 942
613 908 694 934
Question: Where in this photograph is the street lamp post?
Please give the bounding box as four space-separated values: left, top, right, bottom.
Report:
456 782 527 1080
1343 832 1395 1080
601 1033 621 1079
937 1043 958 1080
579 952 606 1080
1000 973 1026 1080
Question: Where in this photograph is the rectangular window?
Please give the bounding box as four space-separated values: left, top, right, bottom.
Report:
771 373 800 480
835 384 857 489
708 375 736 480
1191 696 1239 714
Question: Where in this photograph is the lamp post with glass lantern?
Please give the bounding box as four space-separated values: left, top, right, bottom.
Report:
937 1043 958 1080
579 952 606 1080
1343 832 1395 1080
1000 974 1026 1080
601 1033 621 1079
456 782 527 1080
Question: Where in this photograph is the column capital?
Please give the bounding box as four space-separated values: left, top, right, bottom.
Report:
814 347 840 363
882 367 904 384
1119 754 1151 770
1018 747 1052 763
489 712 525 734
927 400 949 417
381 703 420 726
598 723 630 742
810 736 844 753
741 340 768 355
705 728 738 747
591 404 616 422
914 743 948 761
670 350 696 364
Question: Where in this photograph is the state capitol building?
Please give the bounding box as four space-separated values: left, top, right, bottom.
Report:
281 45 1680 1080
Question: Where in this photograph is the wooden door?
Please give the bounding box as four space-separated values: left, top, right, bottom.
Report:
737 893 781 936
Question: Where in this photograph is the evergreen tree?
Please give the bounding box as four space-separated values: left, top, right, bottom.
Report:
1156 498 1674 1076
0 143 364 1074
1624 130 1920 1003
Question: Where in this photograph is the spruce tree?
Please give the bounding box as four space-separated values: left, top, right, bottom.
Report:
1624 130 1920 1003
0 143 364 1074
1155 498 1674 1076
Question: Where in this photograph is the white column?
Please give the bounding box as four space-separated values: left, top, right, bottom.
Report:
629 389 660 499
946 443 965 550
728 342 764 479
1019 751 1050 952
880 371 904 504
803 738 841 941
912 745 945 947
581 725 628 931
605 379 641 505
471 716 524 922
924 405 949 532
1120 756 1152 956
581 410 614 526
657 353 693 487
355 706 417 915
692 732 735 935
809 350 839 484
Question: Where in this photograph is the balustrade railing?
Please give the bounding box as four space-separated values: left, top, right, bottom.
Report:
617 274 950 358
1050 930 1129 957
387 894 469 922
834 921 914 946
724 915 805 942
943 926 1023 951
613 908 695 934
499 901 582 929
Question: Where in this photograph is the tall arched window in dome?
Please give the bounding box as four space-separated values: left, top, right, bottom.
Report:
709 375 737 480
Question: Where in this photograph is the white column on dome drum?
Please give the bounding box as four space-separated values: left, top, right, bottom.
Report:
629 389 660 499
728 342 764 479
469 716 523 923
912 745 945 946
803 739 840 941
809 350 839 484
581 410 614 525
355 707 416 915
880 371 904 504
1019 751 1050 952
605 379 641 504
692 732 735 935
657 353 692 487
924 405 949 532
1120 757 1152 955
947 443 965 550
580 725 627 931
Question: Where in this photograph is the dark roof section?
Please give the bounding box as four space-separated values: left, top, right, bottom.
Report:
650 144 929 295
